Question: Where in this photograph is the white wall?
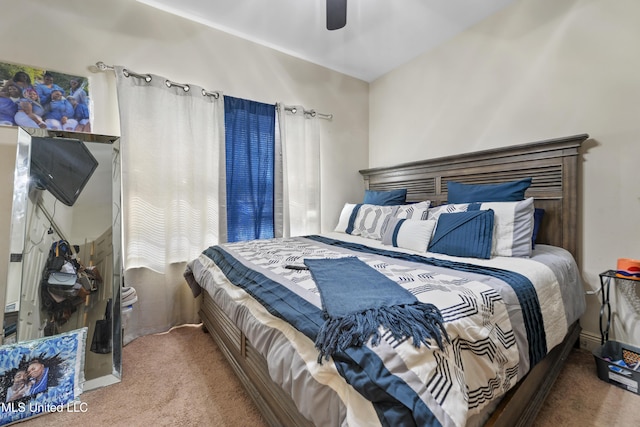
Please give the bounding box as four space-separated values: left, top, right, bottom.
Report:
0 0 370 340
370 0 640 346
4 0 637 347
0 0 369 234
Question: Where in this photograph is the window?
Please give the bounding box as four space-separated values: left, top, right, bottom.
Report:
224 96 276 242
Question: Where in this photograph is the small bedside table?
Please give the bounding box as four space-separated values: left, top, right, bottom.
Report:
598 270 640 344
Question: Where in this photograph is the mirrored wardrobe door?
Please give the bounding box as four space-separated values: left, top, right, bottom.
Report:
5 129 122 390
1 126 31 344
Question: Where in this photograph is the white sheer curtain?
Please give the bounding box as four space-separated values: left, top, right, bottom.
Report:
276 104 321 237
115 66 226 343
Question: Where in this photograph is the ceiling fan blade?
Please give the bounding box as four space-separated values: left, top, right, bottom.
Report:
326 0 347 30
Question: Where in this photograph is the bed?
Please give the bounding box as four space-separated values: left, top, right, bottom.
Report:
184 133 589 427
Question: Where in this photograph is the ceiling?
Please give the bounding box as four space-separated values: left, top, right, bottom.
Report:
136 0 517 82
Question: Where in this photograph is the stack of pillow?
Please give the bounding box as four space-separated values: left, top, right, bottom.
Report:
335 178 544 259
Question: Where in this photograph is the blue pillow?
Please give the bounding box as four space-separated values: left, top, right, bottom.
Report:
363 189 407 206
447 178 532 204
532 208 545 249
428 210 494 259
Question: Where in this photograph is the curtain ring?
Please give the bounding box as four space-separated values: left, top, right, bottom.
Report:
166 80 190 92
122 69 152 82
201 89 220 99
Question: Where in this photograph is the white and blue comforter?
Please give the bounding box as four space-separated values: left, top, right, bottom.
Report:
185 232 585 427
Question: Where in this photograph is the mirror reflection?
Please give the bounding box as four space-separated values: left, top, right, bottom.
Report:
3 129 122 389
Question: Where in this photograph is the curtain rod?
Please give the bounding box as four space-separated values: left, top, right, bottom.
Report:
282 105 332 120
96 62 332 119
96 61 114 72
96 62 220 98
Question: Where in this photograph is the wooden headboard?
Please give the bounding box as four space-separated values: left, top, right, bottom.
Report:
360 134 588 264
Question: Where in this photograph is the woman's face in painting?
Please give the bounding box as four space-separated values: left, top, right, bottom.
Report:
14 72 29 84
27 361 45 381
7 85 21 98
13 371 28 385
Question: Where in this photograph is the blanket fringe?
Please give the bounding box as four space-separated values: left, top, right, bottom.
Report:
315 302 449 362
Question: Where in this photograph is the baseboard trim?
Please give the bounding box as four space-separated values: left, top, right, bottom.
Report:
580 331 601 352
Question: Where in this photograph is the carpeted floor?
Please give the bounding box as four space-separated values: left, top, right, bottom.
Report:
20 324 267 427
534 345 640 427
18 324 640 427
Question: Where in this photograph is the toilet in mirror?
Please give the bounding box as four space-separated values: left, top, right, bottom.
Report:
0 126 122 390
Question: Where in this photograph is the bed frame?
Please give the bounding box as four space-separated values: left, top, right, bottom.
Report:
199 133 589 427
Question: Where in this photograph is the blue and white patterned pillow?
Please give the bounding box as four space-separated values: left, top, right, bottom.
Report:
391 201 431 220
427 203 471 221
334 203 394 239
350 204 395 239
335 201 432 240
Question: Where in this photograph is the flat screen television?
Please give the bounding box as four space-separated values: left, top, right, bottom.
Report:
30 136 99 207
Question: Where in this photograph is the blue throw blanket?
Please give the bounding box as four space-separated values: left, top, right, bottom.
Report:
307 235 547 366
304 257 448 362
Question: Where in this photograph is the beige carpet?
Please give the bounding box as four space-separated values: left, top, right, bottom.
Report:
18 325 640 427
20 324 267 427
534 346 640 427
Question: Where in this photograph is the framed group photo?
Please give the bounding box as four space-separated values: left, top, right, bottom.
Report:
0 61 92 133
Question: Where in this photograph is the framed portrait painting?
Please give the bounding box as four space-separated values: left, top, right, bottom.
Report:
0 61 92 133
0 328 87 425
